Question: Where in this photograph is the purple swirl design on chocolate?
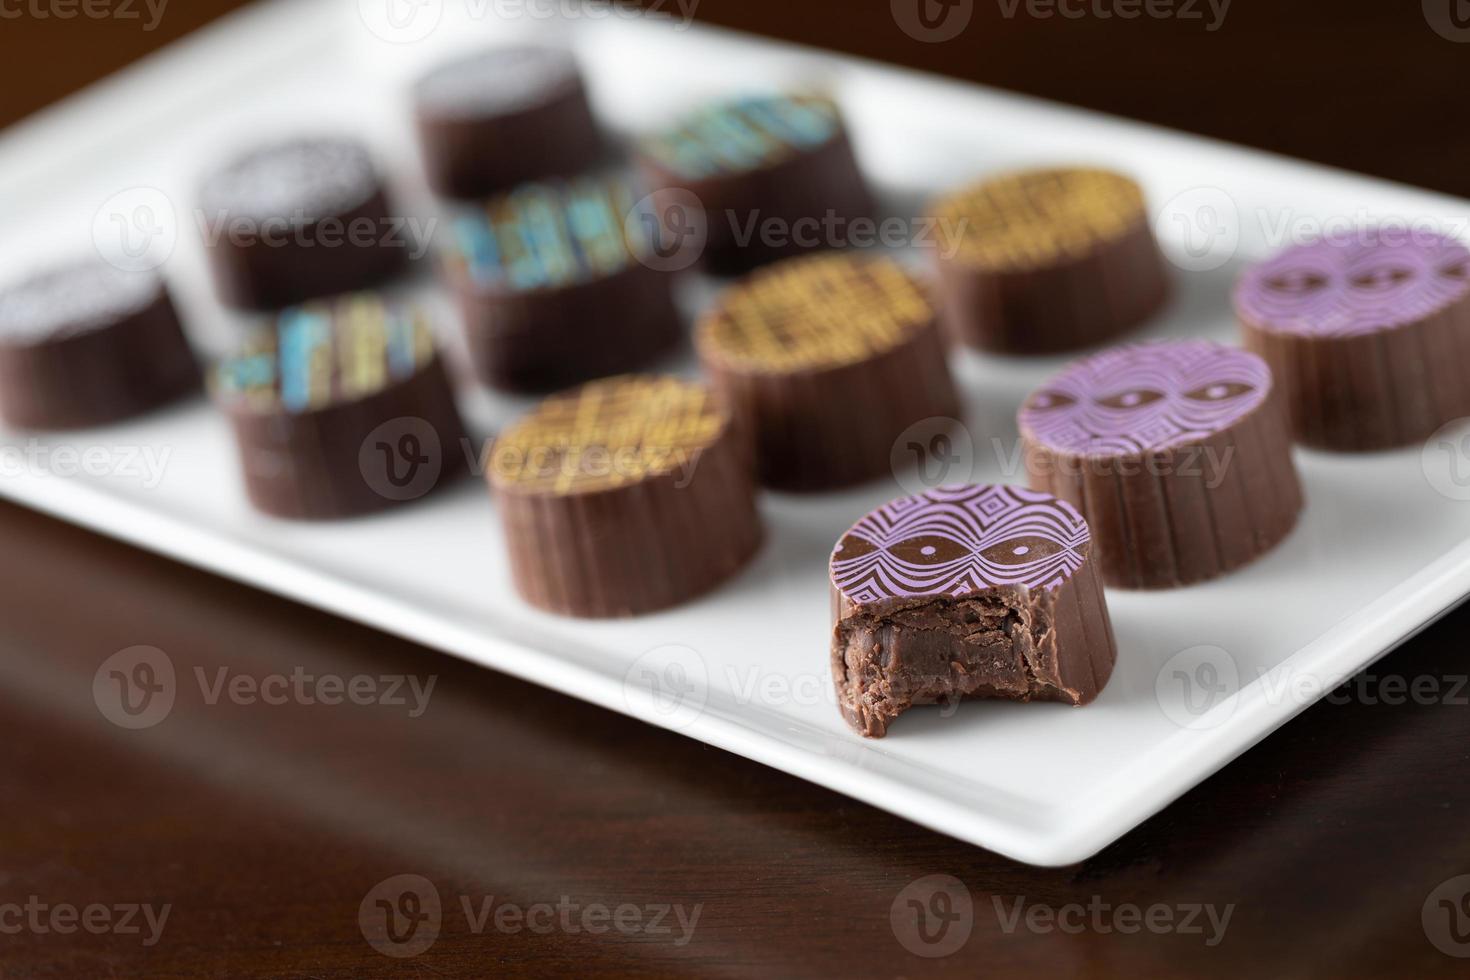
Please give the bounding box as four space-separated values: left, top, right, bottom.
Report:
1018 339 1269 455
1234 230 1470 337
830 485 1089 601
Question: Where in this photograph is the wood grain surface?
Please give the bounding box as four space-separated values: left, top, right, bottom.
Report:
3 1 1470 976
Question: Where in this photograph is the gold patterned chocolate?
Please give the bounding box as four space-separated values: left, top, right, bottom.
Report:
491 375 727 495
933 168 1147 271
696 254 932 373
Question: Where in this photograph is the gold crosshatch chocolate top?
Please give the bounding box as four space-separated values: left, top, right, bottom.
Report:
490 375 727 495
933 167 1147 271
696 254 933 373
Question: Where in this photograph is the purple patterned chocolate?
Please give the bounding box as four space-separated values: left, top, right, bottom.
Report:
1019 339 1269 456
1235 230 1470 337
830 484 1089 601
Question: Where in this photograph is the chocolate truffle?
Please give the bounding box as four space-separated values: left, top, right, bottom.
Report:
1234 229 1470 451
489 375 762 617
441 175 682 393
212 293 467 519
0 262 198 430
413 45 604 199
635 94 873 274
1019 339 1302 589
931 167 1169 353
830 484 1116 738
198 138 408 310
695 253 959 491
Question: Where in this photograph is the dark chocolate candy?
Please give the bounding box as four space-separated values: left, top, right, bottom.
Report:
1019 339 1303 589
440 174 683 393
1235 229 1470 451
198 138 408 310
635 94 873 275
931 167 1169 353
695 253 959 491
830 484 1116 738
414 45 605 199
0 262 198 430
212 293 468 520
489 374 762 618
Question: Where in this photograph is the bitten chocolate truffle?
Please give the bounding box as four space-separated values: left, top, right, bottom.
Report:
830 484 1116 738
0 262 198 430
635 94 873 274
695 253 959 491
1235 229 1470 451
489 375 762 618
931 167 1169 353
441 175 682 393
212 293 467 519
1019 339 1302 589
199 138 407 310
413 46 604 199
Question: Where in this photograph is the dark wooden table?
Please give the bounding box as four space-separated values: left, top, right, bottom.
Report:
4 2 1470 976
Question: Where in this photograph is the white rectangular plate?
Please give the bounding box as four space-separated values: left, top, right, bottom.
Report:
3 0 1470 866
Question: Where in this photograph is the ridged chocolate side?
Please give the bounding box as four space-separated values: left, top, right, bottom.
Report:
1239 295 1470 451
449 261 683 394
220 356 468 520
934 217 1170 354
829 544 1116 739
491 411 763 618
699 313 960 491
1023 384 1304 589
636 130 873 276
201 188 409 311
415 81 605 199
0 289 199 430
